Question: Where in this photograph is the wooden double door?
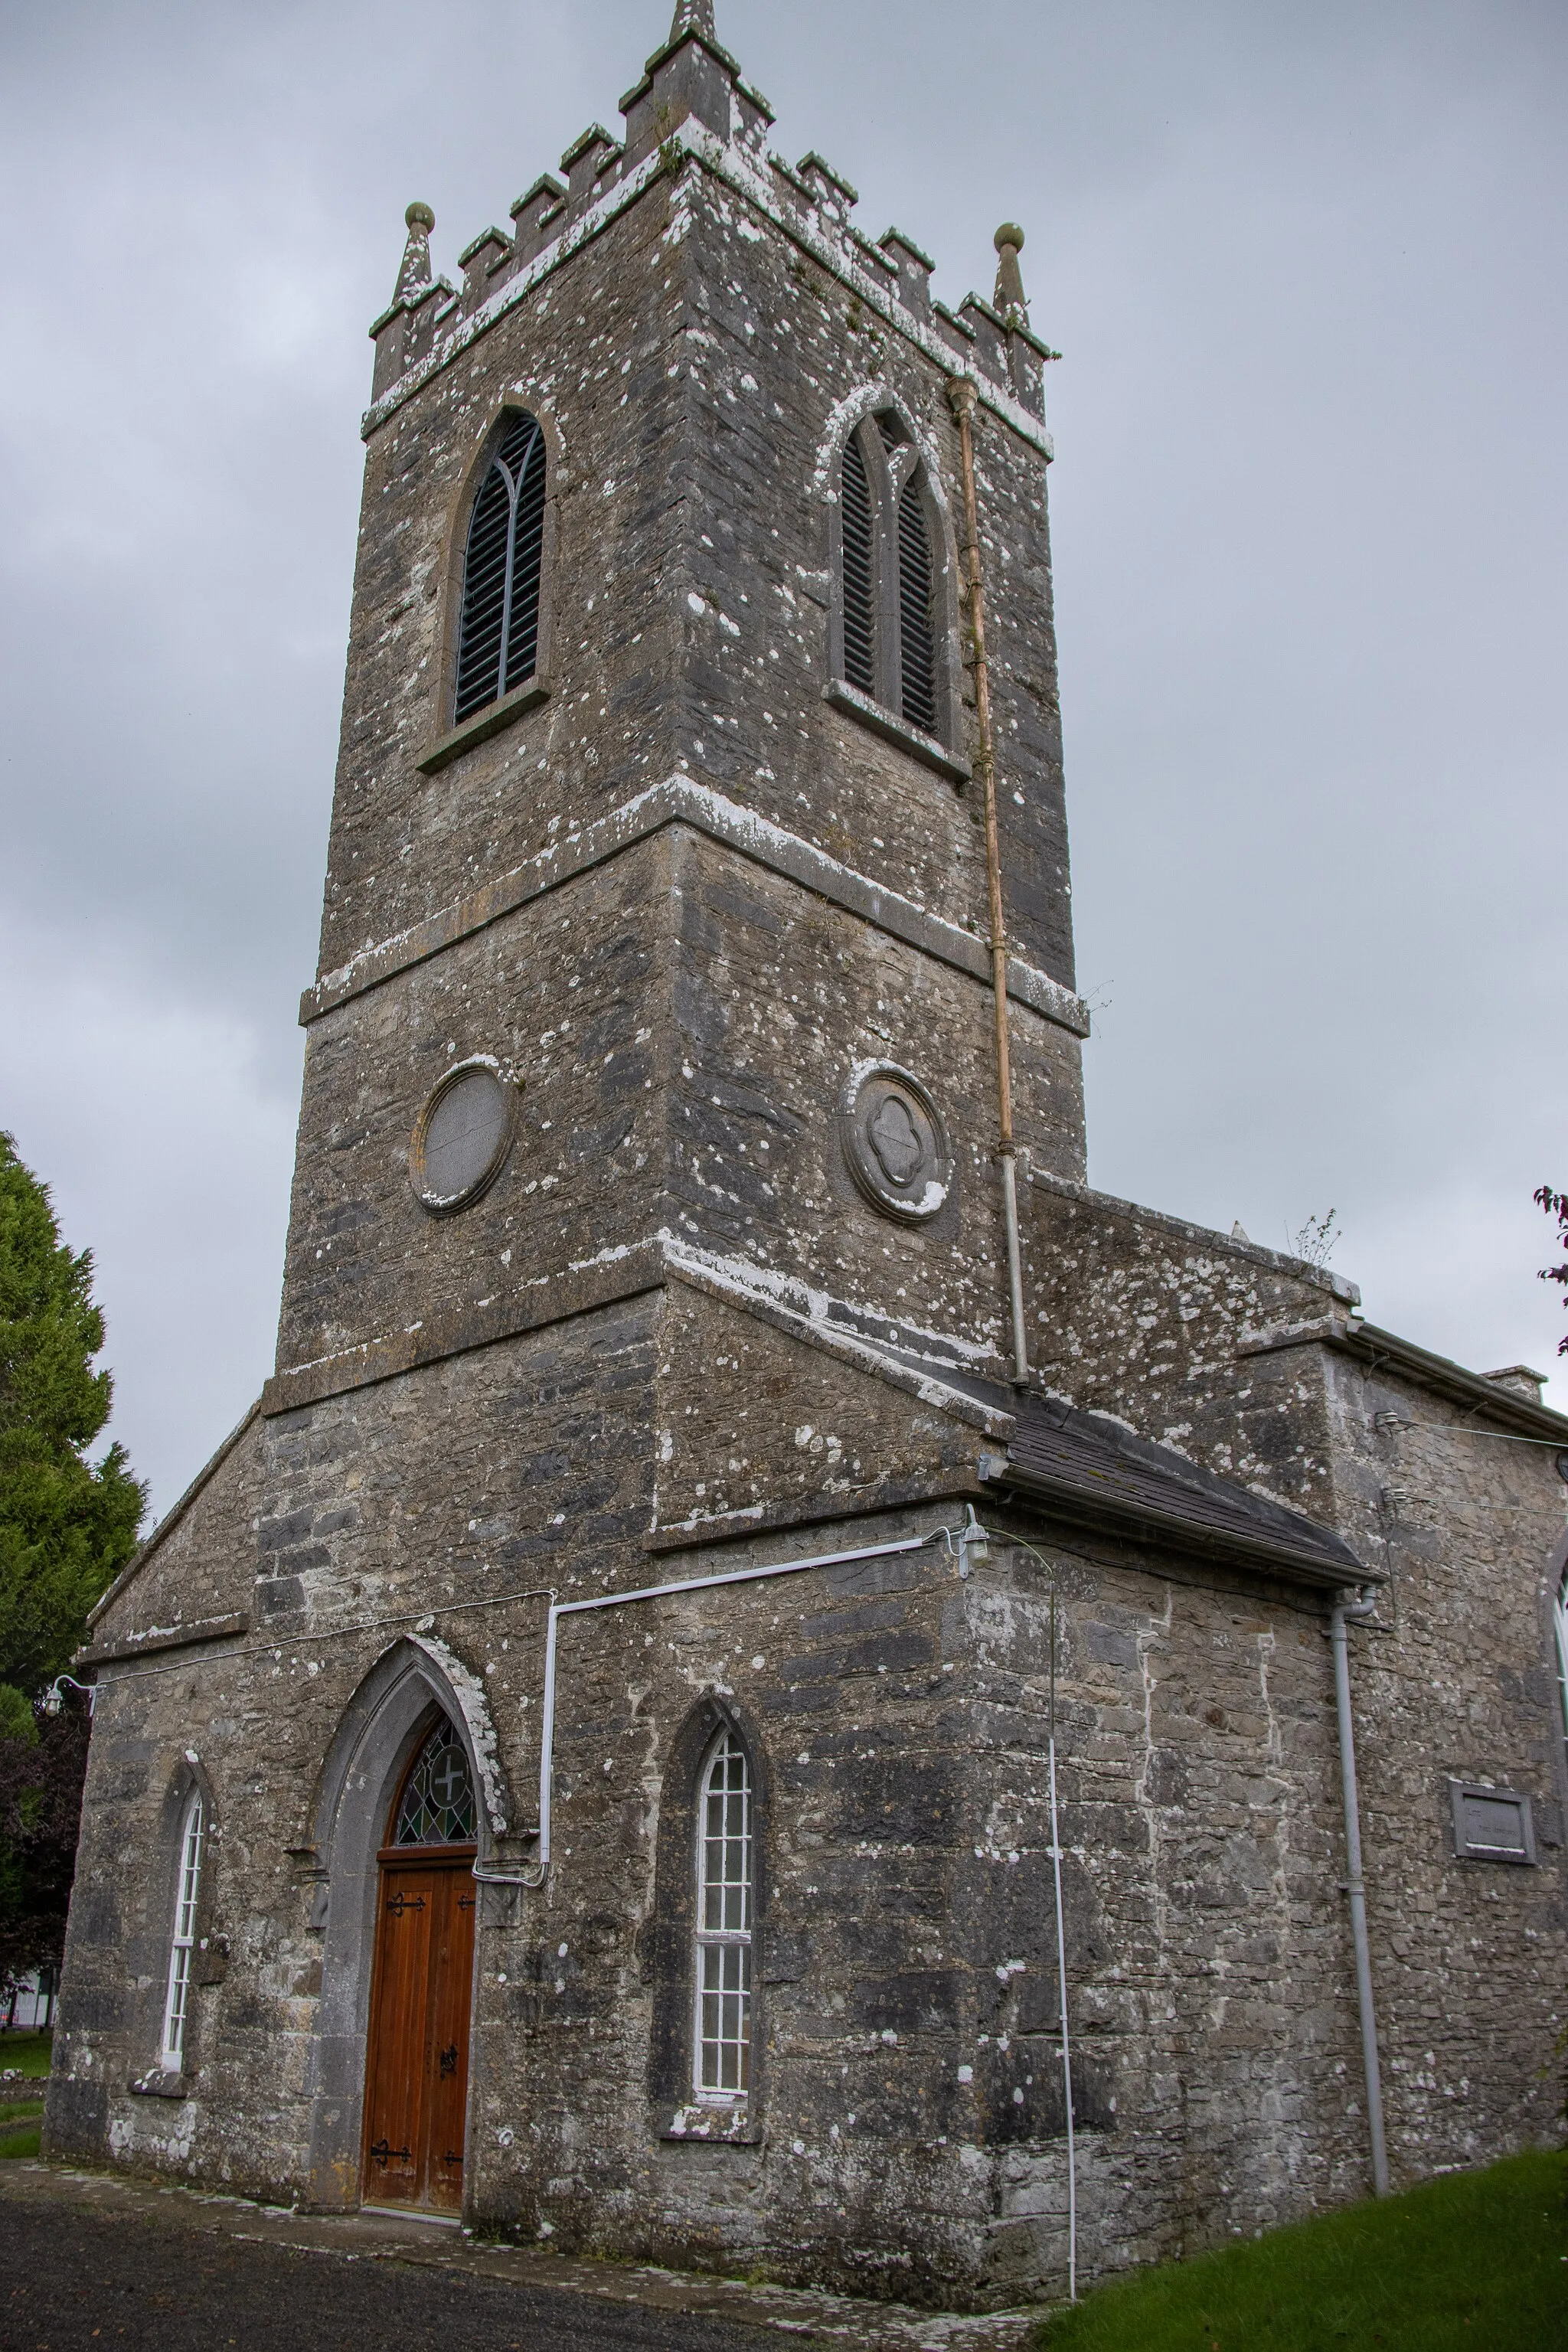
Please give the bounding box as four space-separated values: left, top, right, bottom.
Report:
361 1844 476 2213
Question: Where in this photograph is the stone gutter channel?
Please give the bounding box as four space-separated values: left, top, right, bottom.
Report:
0 2159 1044 2350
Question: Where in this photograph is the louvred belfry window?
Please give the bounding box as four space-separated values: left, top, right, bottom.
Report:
834 411 945 743
453 413 547 724
897 477 937 734
840 433 876 696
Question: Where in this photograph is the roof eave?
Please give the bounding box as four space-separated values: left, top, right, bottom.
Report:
1331 1321 1568 1439
990 1459 1370 1591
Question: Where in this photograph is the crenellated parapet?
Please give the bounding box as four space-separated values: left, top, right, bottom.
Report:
364 2 1057 436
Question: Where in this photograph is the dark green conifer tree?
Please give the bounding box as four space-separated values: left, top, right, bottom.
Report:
0 1132 144 1996
0 1131 145 1731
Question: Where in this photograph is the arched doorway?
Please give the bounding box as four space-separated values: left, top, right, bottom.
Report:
361 1713 478 2214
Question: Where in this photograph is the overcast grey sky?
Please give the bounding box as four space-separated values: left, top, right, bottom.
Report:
2 0 1563 1520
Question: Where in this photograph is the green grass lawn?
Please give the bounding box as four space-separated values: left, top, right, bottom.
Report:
0 2029 54 2079
0 2100 44 2159
1034 2149 1567 2352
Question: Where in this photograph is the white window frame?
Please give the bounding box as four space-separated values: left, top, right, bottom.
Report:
159 1791 204 2071
694 1730 752 2105
1555 1572 1568 1759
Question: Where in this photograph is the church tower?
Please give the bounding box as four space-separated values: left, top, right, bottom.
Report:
270 0 1088 1463
51 1 1568 2313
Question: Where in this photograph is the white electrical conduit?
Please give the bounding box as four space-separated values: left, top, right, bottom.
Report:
488 1532 933 1888
1047 1616 1077 2302
998 1527 1077 2301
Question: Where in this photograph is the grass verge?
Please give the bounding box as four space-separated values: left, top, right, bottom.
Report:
0 2099 45 2159
0 2030 54 2079
1034 2149 1567 2352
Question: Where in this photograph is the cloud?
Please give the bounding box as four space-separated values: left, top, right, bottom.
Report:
0 916 298 1515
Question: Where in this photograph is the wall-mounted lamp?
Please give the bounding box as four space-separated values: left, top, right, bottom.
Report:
42 1674 96 1718
958 1505 991 1577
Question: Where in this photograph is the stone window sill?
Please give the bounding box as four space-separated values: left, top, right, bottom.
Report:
417 678 550 775
129 2070 196 2100
658 2101 760 2145
823 677 970 786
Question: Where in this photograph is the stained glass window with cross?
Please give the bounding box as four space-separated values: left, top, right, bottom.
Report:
394 1720 477 1845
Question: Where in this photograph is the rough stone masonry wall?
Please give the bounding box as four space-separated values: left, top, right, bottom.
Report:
1314 1346 1568 2179
663 828 1084 1377
87 1416 265 1652
440 1430 1420 2307
282 140 1086 1393
47 1295 662 2185
278 800 1084 1409
53 1204 1563 2298
50 1282 1039 2302
1024 1173 1349 1520
1020 1172 1568 2190
955 1522 1376 2293
278 831 675 1380
325 151 1075 1008
670 164 1075 989
490 1514 989 2302
319 185 688 976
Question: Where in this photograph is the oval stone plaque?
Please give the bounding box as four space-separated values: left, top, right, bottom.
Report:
410 1060 516 1214
839 1062 952 1224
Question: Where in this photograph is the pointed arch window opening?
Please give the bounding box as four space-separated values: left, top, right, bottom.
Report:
394 1717 478 1847
159 1791 204 2071
835 413 946 745
694 1728 752 2101
453 413 547 726
1554 1571 1568 1764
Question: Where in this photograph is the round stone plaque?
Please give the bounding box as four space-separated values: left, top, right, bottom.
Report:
410 1059 516 1214
839 1062 952 1224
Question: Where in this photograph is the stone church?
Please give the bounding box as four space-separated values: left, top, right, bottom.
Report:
46 2 1568 2309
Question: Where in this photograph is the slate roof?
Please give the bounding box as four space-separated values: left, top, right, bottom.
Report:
998 1395 1366 1587
850 1330 1365 1588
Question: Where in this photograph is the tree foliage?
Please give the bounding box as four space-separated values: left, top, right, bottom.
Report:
1537 1185 1568 1357
0 1131 145 1723
0 1131 144 1991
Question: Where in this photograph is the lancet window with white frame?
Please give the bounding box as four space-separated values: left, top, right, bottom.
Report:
835 409 946 745
694 1728 753 2102
159 1789 204 2071
1554 1570 1568 1762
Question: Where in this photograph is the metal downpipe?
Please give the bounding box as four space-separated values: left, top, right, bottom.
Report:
1329 1589 1390 2196
949 374 1029 1390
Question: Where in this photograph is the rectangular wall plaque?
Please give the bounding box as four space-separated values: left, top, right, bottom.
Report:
1449 1780 1536 1864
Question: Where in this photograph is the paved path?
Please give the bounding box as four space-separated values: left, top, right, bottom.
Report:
0 2161 1042 2352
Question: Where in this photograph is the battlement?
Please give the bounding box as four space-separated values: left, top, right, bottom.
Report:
367 0 1057 430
